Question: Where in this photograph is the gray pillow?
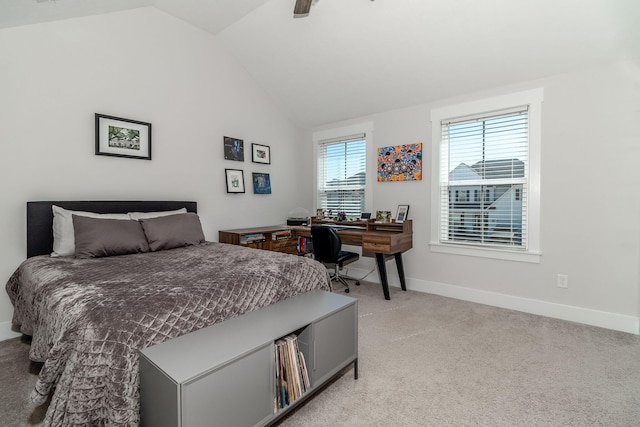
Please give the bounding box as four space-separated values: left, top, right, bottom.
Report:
139 213 205 252
72 215 150 258
52 205 130 257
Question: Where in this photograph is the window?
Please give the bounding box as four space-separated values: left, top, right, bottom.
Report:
443 108 527 246
430 89 542 263
316 133 367 217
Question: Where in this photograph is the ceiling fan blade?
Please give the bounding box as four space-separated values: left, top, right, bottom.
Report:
294 0 312 15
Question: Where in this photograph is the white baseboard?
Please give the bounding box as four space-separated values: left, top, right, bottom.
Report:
0 321 22 342
346 266 640 335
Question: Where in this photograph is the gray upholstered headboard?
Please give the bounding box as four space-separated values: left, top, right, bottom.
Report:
26 201 197 258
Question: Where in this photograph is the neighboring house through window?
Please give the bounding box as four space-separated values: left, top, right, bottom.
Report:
430 89 543 263
315 128 370 217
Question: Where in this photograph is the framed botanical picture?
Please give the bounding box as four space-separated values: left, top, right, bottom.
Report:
251 143 271 164
395 205 410 223
223 136 244 161
252 172 272 194
95 114 151 160
225 169 245 193
376 210 392 223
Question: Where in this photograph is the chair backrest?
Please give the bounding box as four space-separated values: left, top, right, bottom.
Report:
310 225 342 264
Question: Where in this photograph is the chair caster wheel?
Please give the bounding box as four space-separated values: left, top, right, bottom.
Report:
355 281 360 286
345 288 350 293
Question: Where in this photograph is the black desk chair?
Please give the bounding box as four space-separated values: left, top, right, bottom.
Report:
311 225 360 293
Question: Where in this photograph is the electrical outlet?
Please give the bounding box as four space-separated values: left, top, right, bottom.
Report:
557 274 569 289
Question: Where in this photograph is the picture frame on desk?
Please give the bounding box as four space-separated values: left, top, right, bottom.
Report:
376 210 391 223
395 205 410 223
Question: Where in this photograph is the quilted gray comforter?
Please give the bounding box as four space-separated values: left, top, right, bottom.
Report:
6 242 331 426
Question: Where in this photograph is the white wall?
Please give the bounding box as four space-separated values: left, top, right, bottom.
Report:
0 8 306 335
308 60 640 334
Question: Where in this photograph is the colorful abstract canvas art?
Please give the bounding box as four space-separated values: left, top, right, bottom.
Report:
377 143 422 182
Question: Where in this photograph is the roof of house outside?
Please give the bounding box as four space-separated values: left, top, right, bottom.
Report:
450 159 525 180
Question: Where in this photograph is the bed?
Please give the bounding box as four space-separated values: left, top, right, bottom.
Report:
6 201 331 426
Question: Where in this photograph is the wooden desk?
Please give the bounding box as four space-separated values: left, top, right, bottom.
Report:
295 220 412 300
219 220 412 300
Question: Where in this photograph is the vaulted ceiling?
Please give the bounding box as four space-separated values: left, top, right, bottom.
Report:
2 0 638 128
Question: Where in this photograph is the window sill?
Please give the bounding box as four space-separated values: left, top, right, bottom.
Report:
429 242 541 263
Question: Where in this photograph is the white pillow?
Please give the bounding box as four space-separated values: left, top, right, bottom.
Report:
51 205 130 257
127 208 187 220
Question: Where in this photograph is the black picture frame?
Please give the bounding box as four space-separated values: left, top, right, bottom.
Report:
95 114 151 160
223 136 244 161
395 205 410 223
225 169 245 193
251 143 271 164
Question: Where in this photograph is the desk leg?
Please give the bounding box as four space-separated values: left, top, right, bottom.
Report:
375 253 391 300
394 252 407 291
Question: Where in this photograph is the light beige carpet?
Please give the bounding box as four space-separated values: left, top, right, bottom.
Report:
277 282 640 426
2 282 640 426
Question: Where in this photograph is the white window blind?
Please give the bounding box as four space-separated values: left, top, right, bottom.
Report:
440 107 529 249
317 134 366 217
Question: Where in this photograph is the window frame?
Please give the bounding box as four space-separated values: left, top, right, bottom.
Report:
430 89 543 263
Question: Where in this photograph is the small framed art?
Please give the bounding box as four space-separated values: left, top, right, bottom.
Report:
252 172 272 194
223 136 244 161
252 143 271 164
395 205 410 223
225 169 245 193
95 114 151 160
376 210 392 223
